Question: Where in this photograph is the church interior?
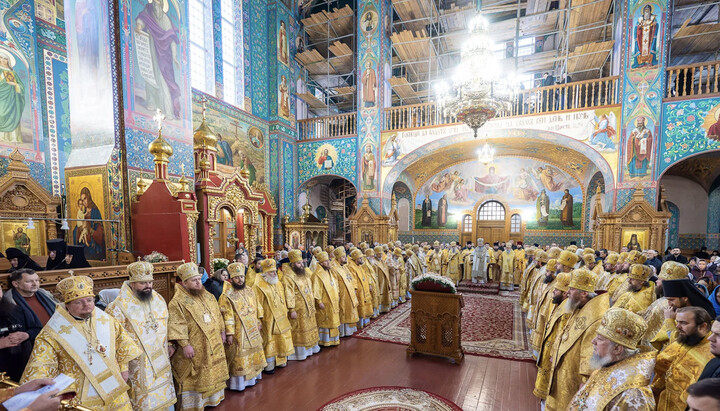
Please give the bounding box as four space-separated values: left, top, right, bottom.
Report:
2 0 720 408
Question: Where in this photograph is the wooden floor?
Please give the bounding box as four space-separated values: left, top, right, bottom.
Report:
216 338 541 411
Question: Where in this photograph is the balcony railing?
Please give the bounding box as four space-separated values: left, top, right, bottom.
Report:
298 112 357 140
384 76 620 131
666 61 720 99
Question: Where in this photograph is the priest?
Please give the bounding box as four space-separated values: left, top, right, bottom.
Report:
283 250 320 360
219 262 266 391
254 259 294 372
364 249 381 318
313 251 341 346
347 249 373 327
22 275 142 411
446 242 462 286
168 262 229 411
371 246 393 313
330 248 359 337
106 261 176 410
498 241 516 291
613 264 655 314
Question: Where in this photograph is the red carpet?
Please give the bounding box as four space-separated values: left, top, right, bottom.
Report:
319 386 463 411
354 293 532 361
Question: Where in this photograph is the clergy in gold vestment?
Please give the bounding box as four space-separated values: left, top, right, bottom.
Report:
613 264 655 314
364 249 380 318
330 247 359 337
533 272 571 400
313 252 341 346
498 244 516 291
519 248 537 310
106 262 176 410
568 308 656 411
253 259 294 372
168 263 229 411
282 250 320 360
392 248 409 303
386 250 401 307
22 276 142 411
461 245 473 281
347 249 374 327
426 242 443 275
546 268 609 411
532 251 577 354
219 263 266 391
652 306 715 411
246 258 263 288
446 242 461 285
372 246 393 313
513 246 526 286
640 262 690 349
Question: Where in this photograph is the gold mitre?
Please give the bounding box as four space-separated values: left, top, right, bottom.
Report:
350 249 363 260
325 245 335 254
558 250 579 269
177 262 200 281
535 250 549 263
128 260 154 283
57 275 95 303
568 268 598 293
618 252 628 263
597 307 647 349
312 246 322 256
365 248 375 257
628 264 652 281
333 247 346 259
626 250 647 264
288 250 303 263
393 247 403 256
261 259 277 273
526 248 536 256
433 241 440 246
450 241 457 246
316 252 329 263
554 272 572 292
581 254 595 266
412 245 419 252
659 261 689 281
227 262 245 278
583 248 595 255
605 253 620 265
548 247 563 259
566 245 578 252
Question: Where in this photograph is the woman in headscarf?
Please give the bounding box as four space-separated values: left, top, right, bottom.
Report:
204 268 228 300
4 248 42 273
45 239 67 270
65 245 90 269
710 284 720 318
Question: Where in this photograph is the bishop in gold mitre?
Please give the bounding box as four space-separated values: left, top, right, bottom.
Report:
253 258 294 372
613 264 656 314
347 248 374 327
282 250 320 360
372 246 393 313
640 261 690 349
219 262 266 391
363 248 381 318
568 307 656 410
313 251 341 346
330 247 359 337
106 261 176 410
22 275 141 411
168 262 229 411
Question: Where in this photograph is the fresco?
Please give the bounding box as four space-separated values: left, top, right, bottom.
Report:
414 158 583 230
659 98 720 175
297 136 357 186
0 0 42 160
191 93 266 185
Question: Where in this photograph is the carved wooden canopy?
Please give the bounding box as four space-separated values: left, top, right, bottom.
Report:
0 150 61 219
349 198 394 245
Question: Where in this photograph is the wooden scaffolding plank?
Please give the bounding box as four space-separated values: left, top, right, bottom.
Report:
389 76 423 104
567 40 613 73
298 92 328 109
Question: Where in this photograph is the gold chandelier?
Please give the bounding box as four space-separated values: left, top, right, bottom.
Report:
435 14 516 139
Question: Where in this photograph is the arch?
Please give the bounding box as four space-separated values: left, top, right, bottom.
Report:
392 181 412 230
661 175 708 234
477 200 506 221
398 198 410 231
510 213 522 233
656 148 720 184
299 173 359 195
462 214 472 233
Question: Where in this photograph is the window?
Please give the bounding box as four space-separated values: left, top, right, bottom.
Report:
221 0 244 108
462 215 472 232
477 201 505 220
189 0 213 93
511 214 521 232
517 37 534 57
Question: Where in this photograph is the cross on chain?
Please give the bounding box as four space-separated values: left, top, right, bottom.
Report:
84 343 96 365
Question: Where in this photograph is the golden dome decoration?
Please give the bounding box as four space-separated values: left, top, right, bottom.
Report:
148 109 174 163
193 97 218 150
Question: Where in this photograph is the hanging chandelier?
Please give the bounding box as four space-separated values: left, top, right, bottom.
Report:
435 14 516 139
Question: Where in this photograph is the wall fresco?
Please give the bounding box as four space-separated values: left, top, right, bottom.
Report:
297 136 358 187
659 97 720 175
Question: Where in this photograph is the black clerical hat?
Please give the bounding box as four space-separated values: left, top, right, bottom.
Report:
5 247 43 271
66 245 91 269
663 279 717 317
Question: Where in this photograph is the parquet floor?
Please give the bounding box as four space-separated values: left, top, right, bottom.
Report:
216 337 541 411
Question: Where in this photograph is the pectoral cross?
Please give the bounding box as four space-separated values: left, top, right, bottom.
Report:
153 108 165 132
84 343 96 365
144 318 159 332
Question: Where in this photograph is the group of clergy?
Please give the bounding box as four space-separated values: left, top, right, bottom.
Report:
8 240 443 411
519 244 720 410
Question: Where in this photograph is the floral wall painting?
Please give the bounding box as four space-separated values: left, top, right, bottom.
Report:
660 98 720 175
704 103 720 141
631 4 659 70
315 143 337 170
278 19 289 66
361 142 377 191
625 116 654 179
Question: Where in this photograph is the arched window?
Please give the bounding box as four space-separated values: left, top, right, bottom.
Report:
462 215 472 232
477 201 505 220
510 214 521 232
221 0 244 108
190 0 214 93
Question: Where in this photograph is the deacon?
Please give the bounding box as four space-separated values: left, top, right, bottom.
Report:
498 240 516 291
461 242 474 282
372 246 393 313
254 259 294 372
283 250 320 360
446 242 462 286
546 268 609 411
106 261 176 410
347 249 373 327
22 275 142 411
219 262 266 391
568 308 656 410
313 251 341 346
613 264 655 314
168 262 229 411
330 248 359 337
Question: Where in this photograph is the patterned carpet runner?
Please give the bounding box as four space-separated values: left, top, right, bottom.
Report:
319 386 463 411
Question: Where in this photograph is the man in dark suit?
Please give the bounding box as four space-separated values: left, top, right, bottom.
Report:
664 247 689 264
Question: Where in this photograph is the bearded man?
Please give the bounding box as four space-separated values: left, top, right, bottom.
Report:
282 250 320 360
106 261 176 410
347 249 373 327
219 262 266 391
426 241 443 275
640 262 691 349
364 249 380 318
313 252 340 346
596 252 619 291
330 247 359 337
392 248 408 303
652 306 715 411
568 308 656 410
613 264 655 314
446 242 462 285
254 259 294 372
372 246 392 313
168 262 229 411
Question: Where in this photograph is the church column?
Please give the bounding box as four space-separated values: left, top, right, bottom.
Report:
615 0 670 210
357 0 392 215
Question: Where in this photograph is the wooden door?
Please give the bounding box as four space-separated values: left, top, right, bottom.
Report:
476 223 505 245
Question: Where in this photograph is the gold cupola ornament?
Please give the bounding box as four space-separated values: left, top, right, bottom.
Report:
148 109 173 180
193 97 218 150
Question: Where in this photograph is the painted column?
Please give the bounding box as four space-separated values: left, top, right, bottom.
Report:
357 0 392 214
616 0 669 210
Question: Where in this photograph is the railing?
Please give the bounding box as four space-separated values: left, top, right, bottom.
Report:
666 61 720 99
298 112 356 140
384 76 620 131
